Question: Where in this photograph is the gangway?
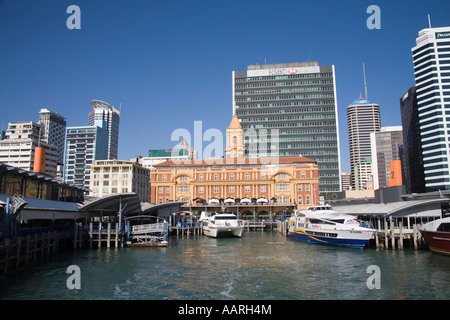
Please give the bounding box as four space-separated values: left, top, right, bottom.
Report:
125 216 168 247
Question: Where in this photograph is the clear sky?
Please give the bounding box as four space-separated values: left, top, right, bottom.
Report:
1 0 449 173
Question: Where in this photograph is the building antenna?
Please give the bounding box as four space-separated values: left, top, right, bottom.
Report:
428 14 432 28
363 63 368 100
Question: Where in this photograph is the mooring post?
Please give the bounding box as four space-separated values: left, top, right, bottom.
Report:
390 220 395 250
89 222 93 248
399 220 404 250
413 224 418 250
107 223 111 248
98 221 102 248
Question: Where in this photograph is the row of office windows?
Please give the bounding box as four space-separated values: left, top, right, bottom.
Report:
235 73 333 83
235 79 333 89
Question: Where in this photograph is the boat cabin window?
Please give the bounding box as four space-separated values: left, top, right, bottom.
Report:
330 219 345 224
215 216 237 220
309 218 335 225
437 223 450 232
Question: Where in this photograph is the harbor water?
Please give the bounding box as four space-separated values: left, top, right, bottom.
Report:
0 231 449 300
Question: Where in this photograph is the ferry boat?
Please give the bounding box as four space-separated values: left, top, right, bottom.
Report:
125 216 169 247
419 217 450 256
199 212 244 238
287 205 376 249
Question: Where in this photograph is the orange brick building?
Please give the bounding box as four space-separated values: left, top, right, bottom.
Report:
150 116 320 210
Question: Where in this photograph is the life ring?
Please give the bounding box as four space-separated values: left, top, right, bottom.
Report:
289 220 294 227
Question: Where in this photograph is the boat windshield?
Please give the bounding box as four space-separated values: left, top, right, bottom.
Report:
214 216 237 220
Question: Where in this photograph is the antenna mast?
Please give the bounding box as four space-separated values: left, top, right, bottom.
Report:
428 14 432 28
363 63 368 100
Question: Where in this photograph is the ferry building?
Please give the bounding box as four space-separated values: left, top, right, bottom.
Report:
151 116 320 216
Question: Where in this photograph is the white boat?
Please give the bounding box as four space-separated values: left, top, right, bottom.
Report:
287 205 376 249
199 212 244 238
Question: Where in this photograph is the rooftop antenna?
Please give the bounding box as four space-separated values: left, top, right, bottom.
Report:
363 63 368 100
428 14 432 28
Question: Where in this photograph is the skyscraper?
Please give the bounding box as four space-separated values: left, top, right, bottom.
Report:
63 125 108 189
232 61 341 195
88 100 120 160
412 26 450 191
347 98 381 189
38 108 66 165
0 121 58 177
370 126 404 190
400 87 426 194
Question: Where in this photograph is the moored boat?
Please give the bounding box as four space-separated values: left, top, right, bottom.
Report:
125 216 169 247
288 205 376 249
419 216 450 256
199 211 244 238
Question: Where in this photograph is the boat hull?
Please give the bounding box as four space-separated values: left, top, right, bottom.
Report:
203 226 244 238
420 230 450 256
127 241 168 247
288 229 373 249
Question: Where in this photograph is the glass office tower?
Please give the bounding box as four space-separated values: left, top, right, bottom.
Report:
232 62 341 196
412 26 450 191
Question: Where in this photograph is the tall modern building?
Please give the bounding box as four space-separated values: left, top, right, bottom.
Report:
232 61 341 196
370 126 404 190
38 108 66 165
412 26 450 191
88 100 120 160
0 121 58 177
400 87 426 193
63 125 108 190
347 98 381 189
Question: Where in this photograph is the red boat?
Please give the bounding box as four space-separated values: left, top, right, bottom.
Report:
419 217 450 256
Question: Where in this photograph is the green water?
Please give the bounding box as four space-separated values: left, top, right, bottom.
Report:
0 231 449 300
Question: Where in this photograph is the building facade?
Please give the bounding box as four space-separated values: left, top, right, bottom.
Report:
0 121 58 177
38 108 66 165
412 26 450 191
63 126 108 190
347 98 381 189
370 126 404 190
232 62 341 196
150 116 320 209
400 87 426 193
89 160 150 202
88 100 120 160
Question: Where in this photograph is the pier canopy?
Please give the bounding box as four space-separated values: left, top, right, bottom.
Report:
79 193 185 219
333 198 448 218
79 193 142 217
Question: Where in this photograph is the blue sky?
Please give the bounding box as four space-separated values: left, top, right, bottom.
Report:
1 0 449 173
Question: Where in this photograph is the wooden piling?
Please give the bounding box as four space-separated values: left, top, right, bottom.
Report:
413 224 418 250
399 220 404 250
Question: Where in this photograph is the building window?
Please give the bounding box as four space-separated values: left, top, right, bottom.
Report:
199 174 204 181
199 186 204 193
306 196 310 205
276 184 289 191
245 173 250 180
214 174 219 180
298 184 302 191
163 175 167 181
229 174 234 180
180 175 187 181
298 196 303 205
305 183 310 191
301 172 306 178
279 173 286 179
166 186 170 193
245 185 250 193
229 185 235 193
260 185 266 192
159 186 163 193
261 172 266 179
214 186 219 193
